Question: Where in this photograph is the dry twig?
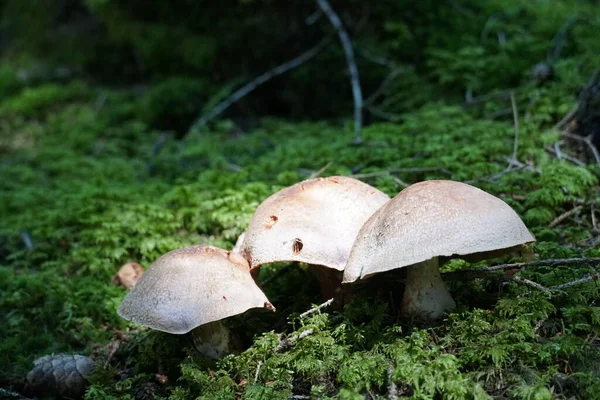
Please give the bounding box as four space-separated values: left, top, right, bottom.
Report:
188 37 331 134
548 205 583 228
479 257 600 272
299 298 334 318
562 132 600 163
308 161 333 179
351 167 452 179
512 276 550 292
316 0 363 143
505 92 519 171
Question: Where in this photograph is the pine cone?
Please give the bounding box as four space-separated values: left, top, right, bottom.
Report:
25 354 94 399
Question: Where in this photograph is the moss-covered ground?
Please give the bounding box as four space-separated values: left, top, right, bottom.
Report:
2 1 600 399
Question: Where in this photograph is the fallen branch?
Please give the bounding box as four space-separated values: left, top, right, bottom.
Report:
188 37 331 135
275 328 315 352
548 205 583 228
480 257 600 272
550 273 599 290
387 364 398 400
545 144 586 166
505 92 520 171
561 132 600 163
299 298 334 318
308 161 333 179
316 0 363 143
512 276 550 292
254 360 263 383
351 167 453 179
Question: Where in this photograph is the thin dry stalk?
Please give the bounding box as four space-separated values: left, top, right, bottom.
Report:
316 0 363 143
548 205 583 228
299 298 334 318
188 37 331 134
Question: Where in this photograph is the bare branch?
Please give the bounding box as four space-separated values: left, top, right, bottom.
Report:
387 364 398 400
512 276 550 292
365 68 404 106
309 161 333 179
299 298 334 318
351 167 453 179
550 274 599 291
316 0 363 143
561 132 600 163
480 257 600 272
254 360 263 383
505 92 519 171
553 105 578 131
548 205 583 228
546 144 586 166
21 231 33 250
275 328 314 352
188 37 331 134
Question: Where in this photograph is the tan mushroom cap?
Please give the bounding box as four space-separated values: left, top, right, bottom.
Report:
117 245 274 334
242 176 390 270
343 180 536 282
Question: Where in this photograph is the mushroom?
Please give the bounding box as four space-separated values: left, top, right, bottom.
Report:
117 245 274 358
112 262 144 290
343 180 536 319
241 176 390 299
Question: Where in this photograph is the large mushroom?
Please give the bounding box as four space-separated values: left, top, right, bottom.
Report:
118 245 274 358
241 176 390 299
343 180 536 319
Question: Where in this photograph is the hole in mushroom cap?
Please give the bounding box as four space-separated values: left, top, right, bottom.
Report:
264 215 278 229
292 238 303 255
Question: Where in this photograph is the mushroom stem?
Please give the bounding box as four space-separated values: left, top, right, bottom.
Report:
190 320 243 359
401 257 456 319
307 265 346 303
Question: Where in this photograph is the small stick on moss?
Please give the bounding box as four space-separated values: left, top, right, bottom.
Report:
387 364 398 400
512 276 550 292
550 273 599 291
480 257 600 272
351 167 452 179
553 105 578 131
548 205 583 228
316 0 363 143
504 92 520 172
253 360 263 383
275 328 314 352
545 144 586 166
392 176 409 188
20 231 33 250
562 132 600 163
299 298 334 318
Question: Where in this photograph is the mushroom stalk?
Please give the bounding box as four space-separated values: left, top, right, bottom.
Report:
400 257 456 319
308 265 344 304
190 320 243 359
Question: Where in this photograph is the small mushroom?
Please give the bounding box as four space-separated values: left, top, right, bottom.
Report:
242 176 390 299
112 262 144 290
343 180 536 319
117 245 274 358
